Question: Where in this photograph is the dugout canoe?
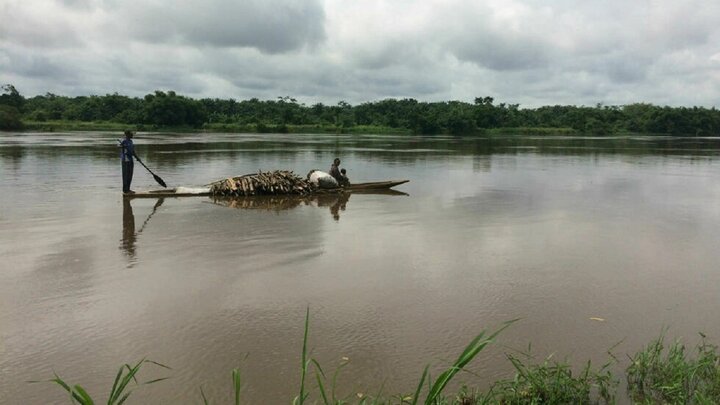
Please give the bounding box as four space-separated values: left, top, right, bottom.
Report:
125 180 409 198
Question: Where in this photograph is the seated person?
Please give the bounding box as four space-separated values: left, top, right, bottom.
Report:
329 158 342 181
339 168 350 186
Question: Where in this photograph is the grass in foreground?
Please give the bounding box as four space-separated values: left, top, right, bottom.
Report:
627 332 720 404
36 312 720 404
478 354 616 404
31 358 170 405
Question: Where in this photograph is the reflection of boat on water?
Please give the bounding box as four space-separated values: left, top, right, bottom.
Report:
209 188 408 221
126 180 410 198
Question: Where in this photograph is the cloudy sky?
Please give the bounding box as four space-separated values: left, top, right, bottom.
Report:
2 0 720 107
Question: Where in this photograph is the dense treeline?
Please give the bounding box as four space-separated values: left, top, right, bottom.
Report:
0 85 24 130
2 84 720 135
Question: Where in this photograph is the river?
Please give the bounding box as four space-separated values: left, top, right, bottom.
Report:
1 132 720 403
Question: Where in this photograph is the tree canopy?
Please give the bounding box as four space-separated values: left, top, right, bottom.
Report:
0 85 24 130
3 84 720 135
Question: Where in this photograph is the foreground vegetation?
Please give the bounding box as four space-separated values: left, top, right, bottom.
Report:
3 84 720 135
35 310 720 404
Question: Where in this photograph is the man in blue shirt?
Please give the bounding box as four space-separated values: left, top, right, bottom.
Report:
119 130 136 194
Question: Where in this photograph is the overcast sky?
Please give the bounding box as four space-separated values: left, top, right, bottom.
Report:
2 0 720 107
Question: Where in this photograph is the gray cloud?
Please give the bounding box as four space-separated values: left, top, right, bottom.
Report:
55 0 97 11
0 47 79 82
110 0 326 54
451 33 551 71
1 0 720 107
0 2 82 48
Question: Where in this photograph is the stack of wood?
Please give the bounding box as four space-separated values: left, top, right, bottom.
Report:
208 170 317 196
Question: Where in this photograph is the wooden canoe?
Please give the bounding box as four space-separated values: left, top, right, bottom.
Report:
347 180 409 190
125 180 409 198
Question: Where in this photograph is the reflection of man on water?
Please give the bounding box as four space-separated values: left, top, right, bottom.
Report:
121 198 137 260
315 192 350 221
121 198 164 264
330 193 349 220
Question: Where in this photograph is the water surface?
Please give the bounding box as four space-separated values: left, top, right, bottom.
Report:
2 132 720 403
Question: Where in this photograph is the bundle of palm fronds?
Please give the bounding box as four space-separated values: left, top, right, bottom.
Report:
208 170 317 196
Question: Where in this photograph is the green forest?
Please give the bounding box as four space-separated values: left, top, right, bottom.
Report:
1 84 719 135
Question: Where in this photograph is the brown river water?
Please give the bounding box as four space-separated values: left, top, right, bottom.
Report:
1 132 720 404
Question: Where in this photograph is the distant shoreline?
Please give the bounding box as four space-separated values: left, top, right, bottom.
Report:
17 120 583 136
4 87 719 136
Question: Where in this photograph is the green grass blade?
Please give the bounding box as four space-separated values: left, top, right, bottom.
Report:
144 359 171 370
123 364 137 384
312 361 330 405
48 373 86 404
50 373 74 395
108 365 130 403
297 306 310 405
142 377 170 385
108 366 124 402
115 392 132 405
232 368 241 405
109 359 144 404
311 359 327 378
73 385 95 405
424 319 517 404
30 373 90 404
411 365 429 405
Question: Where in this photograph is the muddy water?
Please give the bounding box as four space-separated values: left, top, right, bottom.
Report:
2 132 720 403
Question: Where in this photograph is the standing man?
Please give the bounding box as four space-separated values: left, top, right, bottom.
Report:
120 130 136 194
